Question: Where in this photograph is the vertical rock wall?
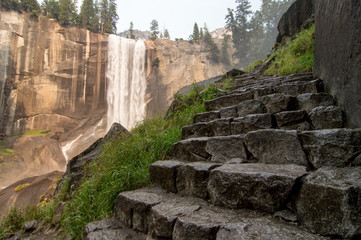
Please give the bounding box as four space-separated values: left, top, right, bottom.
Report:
0 11 108 136
314 0 361 128
145 39 226 117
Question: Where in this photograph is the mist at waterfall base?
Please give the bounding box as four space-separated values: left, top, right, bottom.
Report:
61 35 147 161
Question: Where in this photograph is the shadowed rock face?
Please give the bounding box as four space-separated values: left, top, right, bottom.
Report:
276 0 315 43
314 0 361 128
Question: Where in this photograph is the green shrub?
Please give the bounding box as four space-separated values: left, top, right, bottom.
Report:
264 24 315 75
152 57 160 68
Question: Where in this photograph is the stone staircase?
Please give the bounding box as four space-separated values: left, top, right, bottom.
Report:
83 73 361 240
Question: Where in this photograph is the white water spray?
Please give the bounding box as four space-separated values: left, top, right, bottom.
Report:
106 35 147 131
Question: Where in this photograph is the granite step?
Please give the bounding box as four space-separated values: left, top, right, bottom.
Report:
196 91 336 124
187 99 343 139
150 160 307 209
207 163 307 213
205 76 322 112
113 187 326 240
83 218 148 240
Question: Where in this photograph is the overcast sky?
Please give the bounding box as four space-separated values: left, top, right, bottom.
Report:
37 0 262 39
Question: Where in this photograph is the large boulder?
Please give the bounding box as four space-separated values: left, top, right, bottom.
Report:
245 129 308 166
276 0 315 43
296 167 361 238
60 123 130 192
313 0 361 128
299 129 361 168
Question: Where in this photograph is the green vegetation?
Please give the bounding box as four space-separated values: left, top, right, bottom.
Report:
152 57 160 68
0 179 69 239
150 19 159 41
0 204 56 238
0 148 16 156
264 24 315 75
14 183 31 193
244 59 264 72
22 129 50 137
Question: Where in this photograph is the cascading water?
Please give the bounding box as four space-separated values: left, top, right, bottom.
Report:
106 35 147 131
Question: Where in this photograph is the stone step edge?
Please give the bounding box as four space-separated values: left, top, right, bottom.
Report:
205 79 324 111
113 187 325 240
196 92 336 124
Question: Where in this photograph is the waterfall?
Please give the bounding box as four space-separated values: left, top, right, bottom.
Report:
106 35 147 131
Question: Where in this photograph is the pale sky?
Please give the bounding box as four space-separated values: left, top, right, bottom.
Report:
37 0 262 39
116 0 262 39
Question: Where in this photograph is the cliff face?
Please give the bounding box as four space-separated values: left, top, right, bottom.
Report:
314 0 361 128
145 39 226 116
0 11 108 138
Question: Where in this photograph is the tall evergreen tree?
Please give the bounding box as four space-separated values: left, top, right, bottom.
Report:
42 0 60 20
150 19 159 41
192 22 200 40
226 0 252 66
221 34 231 66
20 0 40 16
200 28 204 40
128 21 135 39
164 29 170 39
59 0 77 26
79 0 98 32
100 0 118 34
1 0 21 11
203 26 220 63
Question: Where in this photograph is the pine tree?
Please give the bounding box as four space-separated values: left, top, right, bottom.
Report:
150 19 159 41
129 21 136 39
1 0 21 11
42 0 60 20
192 22 200 40
203 27 220 63
200 28 204 40
221 34 231 66
164 29 170 39
79 0 99 32
20 0 40 16
100 0 118 34
225 0 252 66
59 0 78 26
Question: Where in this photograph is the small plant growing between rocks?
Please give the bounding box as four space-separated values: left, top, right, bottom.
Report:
152 57 160 68
14 183 31 193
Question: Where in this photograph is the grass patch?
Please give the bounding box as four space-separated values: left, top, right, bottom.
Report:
0 148 16 156
22 130 50 137
0 203 57 239
14 183 31 193
264 24 315 75
244 59 264 72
